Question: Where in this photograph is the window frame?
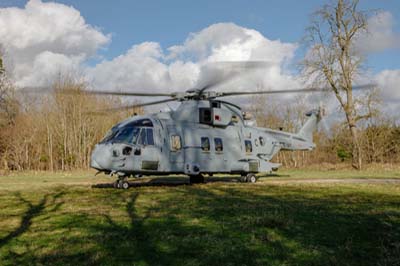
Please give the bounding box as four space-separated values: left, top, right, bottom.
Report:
201 137 210 152
214 137 224 153
245 140 253 154
170 135 182 151
199 108 213 125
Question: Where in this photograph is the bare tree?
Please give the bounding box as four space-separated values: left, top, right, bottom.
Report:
302 0 373 169
0 51 18 128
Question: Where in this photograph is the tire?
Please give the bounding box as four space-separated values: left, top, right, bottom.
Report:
240 174 247 183
247 174 257 183
122 181 129 189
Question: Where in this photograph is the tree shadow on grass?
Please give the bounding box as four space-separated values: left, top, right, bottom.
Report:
0 192 65 248
30 190 263 266
2 185 400 266
91 192 262 266
0 191 65 265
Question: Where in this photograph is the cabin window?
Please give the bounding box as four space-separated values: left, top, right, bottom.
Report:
245 140 252 153
201 137 210 151
170 135 182 151
211 101 221 108
199 108 212 124
259 136 265 146
214 138 223 152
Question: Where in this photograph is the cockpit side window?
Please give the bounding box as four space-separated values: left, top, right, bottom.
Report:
137 128 147 145
135 128 155 146
146 128 154 145
113 128 136 143
100 129 118 143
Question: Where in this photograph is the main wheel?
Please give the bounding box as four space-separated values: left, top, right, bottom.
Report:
122 181 129 189
246 174 257 183
189 174 205 184
240 174 248 183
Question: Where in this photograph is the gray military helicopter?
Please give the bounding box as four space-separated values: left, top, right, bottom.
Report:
85 72 308 188
77 62 373 189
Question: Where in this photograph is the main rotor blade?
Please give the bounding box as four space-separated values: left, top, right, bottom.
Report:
77 90 175 97
216 84 377 98
19 86 176 97
196 61 274 94
89 98 177 114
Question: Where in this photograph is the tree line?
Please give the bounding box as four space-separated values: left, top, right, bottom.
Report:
0 67 142 171
0 70 399 171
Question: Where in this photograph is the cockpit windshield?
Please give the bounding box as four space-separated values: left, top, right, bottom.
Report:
100 119 154 145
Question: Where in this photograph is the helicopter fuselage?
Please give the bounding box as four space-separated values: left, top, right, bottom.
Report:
90 100 319 178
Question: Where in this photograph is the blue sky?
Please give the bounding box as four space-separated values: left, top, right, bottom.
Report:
2 0 399 72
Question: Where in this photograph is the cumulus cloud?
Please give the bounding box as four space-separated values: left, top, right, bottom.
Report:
375 69 400 101
0 0 110 86
168 22 297 63
87 23 299 95
86 42 200 92
356 11 400 54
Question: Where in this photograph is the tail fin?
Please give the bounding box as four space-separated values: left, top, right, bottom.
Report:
297 108 322 142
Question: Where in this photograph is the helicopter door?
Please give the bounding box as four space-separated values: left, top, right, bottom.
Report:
136 128 160 171
168 133 184 171
211 137 228 172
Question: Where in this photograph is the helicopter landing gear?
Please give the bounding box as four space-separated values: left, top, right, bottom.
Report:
240 173 257 183
247 173 257 183
113 179 129 189
189 174 205 184
112 174 130 189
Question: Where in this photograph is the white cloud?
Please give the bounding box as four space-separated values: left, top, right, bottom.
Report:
87 23 299 95
168 22 297 64
356 11 400 54
375 69 400 101
0 0 110 86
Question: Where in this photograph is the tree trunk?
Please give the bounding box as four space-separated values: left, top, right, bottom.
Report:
349 123 362 170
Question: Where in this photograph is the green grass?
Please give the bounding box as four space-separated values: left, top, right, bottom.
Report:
0 169 399 266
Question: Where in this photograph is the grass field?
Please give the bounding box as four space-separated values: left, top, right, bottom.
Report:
0 169 399 266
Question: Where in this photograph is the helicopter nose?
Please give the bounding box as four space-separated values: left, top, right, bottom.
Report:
90 144 111 170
